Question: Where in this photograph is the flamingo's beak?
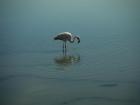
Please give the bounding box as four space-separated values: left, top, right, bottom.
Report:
77 37 80 43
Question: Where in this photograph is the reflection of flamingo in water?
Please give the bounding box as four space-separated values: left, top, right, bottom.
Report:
55 54 80 66
54 32 80 52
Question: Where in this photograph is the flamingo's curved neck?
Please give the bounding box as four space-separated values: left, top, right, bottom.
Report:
70 36 76 43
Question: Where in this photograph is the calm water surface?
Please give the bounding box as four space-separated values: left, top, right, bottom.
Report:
0 0 140 105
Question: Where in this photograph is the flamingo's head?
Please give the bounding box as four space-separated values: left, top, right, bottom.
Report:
76 36 80 43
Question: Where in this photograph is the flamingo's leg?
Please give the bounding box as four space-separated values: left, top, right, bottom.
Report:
62 41 67 54
65 42 67 53
63 42 65 52
63 42 64 49
65 42 66 49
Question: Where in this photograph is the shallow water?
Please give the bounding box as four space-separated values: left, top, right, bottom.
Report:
1 36 140 105
1 0 140 105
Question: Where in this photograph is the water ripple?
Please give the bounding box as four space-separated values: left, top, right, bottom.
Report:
0 74 139 85
60 96 136 105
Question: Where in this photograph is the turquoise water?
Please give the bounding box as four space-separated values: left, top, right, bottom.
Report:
0 0 140 105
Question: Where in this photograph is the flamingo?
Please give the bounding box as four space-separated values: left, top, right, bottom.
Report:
54 32 80 51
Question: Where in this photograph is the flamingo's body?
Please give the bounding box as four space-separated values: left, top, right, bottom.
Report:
54 32 80 51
